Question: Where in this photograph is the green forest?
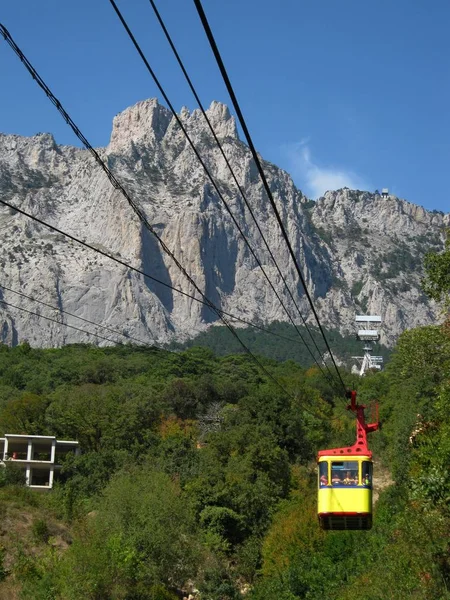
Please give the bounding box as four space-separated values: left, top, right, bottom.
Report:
0 240 448 599
171 322 391 367
0 323 447 599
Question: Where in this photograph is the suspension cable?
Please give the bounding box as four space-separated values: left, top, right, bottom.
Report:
191 0 348 396
0 23 307 399
107 0 337 386
0 283 158 347
0 195 322 350
0 297 340 421
143 0 336 382
0 298 119 345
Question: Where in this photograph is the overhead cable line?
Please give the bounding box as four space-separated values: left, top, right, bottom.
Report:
143 0 335 383
0 196 316 349
0 297 339 422
0 22 332 355
0 298 119 345
107 0 336 386
0 24 299 398
191 0 348 396
0 283 158 347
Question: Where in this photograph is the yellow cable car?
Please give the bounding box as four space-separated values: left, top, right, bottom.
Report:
317 391 378 530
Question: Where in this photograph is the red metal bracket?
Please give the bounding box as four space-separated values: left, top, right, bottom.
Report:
317 391 379 458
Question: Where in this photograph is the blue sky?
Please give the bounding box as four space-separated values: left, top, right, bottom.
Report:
1 0 449 212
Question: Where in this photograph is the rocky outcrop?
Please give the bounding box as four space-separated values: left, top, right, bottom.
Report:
0 99 447 348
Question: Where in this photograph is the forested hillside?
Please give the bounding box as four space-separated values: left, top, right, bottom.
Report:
0 318 448 599
172 321 391 367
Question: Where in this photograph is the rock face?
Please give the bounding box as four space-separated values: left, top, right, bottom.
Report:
0 98 447 348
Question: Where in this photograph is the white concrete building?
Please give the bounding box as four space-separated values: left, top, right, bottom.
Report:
0 434 80 490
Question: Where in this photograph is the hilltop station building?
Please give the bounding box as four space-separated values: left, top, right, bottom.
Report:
0 434 80 490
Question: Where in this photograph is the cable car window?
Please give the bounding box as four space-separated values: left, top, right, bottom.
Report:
331 461 358 485
319 462 329 487
362 461 373 487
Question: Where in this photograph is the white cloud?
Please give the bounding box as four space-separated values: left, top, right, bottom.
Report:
286 143 370 199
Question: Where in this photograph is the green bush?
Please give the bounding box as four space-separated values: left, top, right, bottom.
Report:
0 463 26 486
31 519 50 544
150 585 179 600
351 279 364 297
57 467 201 598
0 544 7 582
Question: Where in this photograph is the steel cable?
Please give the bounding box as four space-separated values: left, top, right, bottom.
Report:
191 0 348 396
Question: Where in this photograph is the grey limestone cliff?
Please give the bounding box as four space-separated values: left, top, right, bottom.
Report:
0 98 447 348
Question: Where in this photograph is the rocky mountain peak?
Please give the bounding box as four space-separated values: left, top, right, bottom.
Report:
108 98 172 153
108 99 238 157
203 101 237 139
0 97 447 350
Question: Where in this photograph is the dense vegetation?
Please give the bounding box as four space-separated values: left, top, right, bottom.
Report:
0 240 448 599
171 321 391 367
0 344 336 598
0 323 447 599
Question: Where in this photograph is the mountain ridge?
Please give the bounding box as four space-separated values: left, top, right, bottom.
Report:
0 97 447 349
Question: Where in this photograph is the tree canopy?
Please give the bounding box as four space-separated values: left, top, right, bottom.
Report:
0 319 447 599
423 230 450 312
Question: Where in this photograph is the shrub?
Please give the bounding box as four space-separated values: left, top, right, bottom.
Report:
351 280 364 297
0 463 26 487
32 519 50 544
